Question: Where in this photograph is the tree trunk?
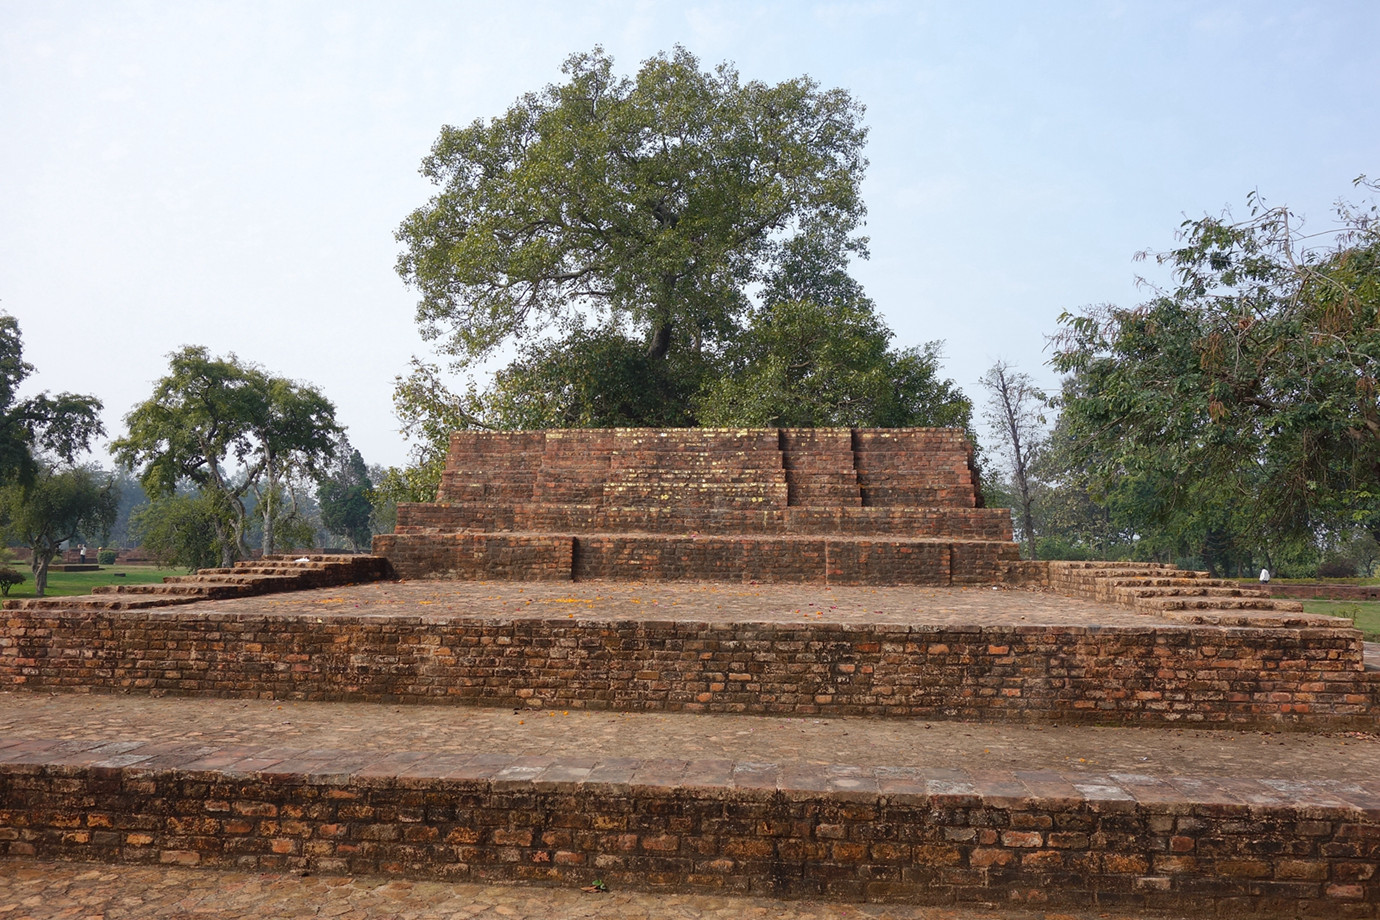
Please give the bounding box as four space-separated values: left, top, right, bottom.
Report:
647 322 673 360
261 454 277 557
213 516 236 569
33 553 49 597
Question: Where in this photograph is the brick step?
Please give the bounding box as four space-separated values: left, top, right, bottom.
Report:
390 502 1016 540
783 452 855 468
860 488 975 508
1159 608 1344 628
1102 576 1239 588
1 594 202 611
604 470 786 482
376 531 1023 585
163 574 303 592
1050 561 1181 572
1114 586 1274 599
165 572 299 584
784 470 858 482
88 583 226 598
1135 595 1306 612
1 730 1374 916
2 557 394 613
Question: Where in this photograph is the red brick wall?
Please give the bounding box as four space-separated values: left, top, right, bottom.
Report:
392 503 1016 541
384 427 1019 583
1 746 1374 915
376 532 1020 585
428 427 988 516
371 534 571 581
3 611 1374 729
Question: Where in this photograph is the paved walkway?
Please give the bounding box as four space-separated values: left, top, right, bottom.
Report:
183 581 1177 627
0 857 1196 920
3 691 1376 784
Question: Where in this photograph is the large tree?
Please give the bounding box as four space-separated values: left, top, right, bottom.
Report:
1051 180 1380 570
0 313 103 485
396 46 868 371
114 347 341 566
317 433 375 551
0 313 109 594
1 463 118 596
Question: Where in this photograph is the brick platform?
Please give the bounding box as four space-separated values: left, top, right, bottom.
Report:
2 426 1377 915
2 734 1376 915
375 428 1037 585
2 581 1378 914
2 582 1374 729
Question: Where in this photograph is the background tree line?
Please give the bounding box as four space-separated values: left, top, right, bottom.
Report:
7 46 1374 583
980 178 1380 578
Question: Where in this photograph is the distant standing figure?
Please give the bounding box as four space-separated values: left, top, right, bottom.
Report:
78 544 86 564
1259 567 1270 583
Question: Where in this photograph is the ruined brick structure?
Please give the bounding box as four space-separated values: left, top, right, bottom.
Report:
3 426 1377 915
375 427 1036 585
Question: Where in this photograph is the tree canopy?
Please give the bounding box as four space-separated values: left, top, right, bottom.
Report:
697 236 971 431
0 313 103 486
114 347 341 566
1049 180 1380 572
396 46 869 370
317 433 375 551
0 463 117 596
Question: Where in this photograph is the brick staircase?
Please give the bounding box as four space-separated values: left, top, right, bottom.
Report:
1044 561 1351 628
376 427 1034 585
1 554 393 612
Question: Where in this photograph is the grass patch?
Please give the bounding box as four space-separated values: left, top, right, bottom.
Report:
1301 599 1380 640
0 565 184 600
1272 577 1380 585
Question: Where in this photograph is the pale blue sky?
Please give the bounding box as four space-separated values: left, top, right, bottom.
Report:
2 1 1376 467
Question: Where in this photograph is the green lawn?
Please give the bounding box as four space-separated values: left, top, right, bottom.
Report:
1301 599 1380 641
0 565 184 600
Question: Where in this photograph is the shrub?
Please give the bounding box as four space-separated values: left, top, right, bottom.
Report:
97 548 117 565
0 566 26 596
1317 557 1358 578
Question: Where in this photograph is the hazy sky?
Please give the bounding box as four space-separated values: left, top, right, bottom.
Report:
3 1 1377 468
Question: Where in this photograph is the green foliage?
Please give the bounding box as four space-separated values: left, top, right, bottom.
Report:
0 313 104 486
317 434 375 551
97 548 117 565
0 464 119 596
372 463 441 511
130 493 224 572
1050 180 1380 571
396 46 868 370
699 300 968 430
0 564 183 600
113 347 341 565
0 566 25 596
387 46 974 489
474 327 701 430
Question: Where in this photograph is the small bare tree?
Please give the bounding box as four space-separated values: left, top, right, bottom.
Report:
980 360 1047 559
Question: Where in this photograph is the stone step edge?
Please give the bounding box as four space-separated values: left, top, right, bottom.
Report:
2 735 1375 813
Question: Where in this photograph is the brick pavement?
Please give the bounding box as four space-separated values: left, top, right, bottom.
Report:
0 857 1198 920
179 580 1174 627
1 692 1375 781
